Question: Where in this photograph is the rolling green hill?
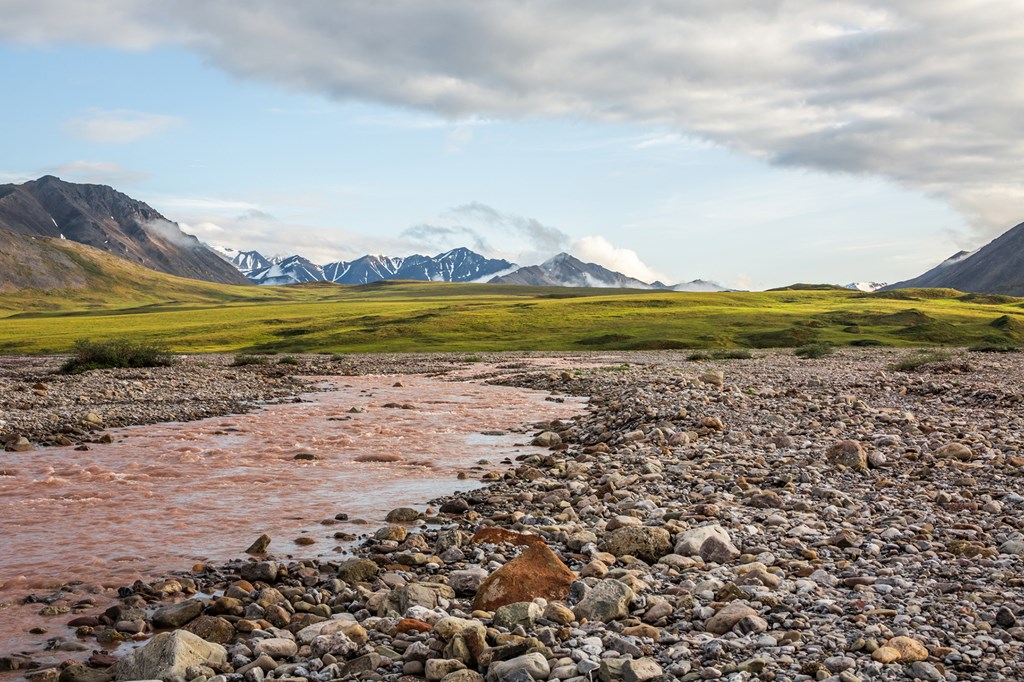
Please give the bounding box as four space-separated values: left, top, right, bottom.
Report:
2 232 1023 354
3 261 1024 354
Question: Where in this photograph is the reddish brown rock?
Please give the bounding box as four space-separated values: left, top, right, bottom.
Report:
395 618 433 634
470 528 546 547
826 440 867 471
472 542 577 611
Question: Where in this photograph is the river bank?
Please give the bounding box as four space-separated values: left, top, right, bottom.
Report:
2 349 1023 681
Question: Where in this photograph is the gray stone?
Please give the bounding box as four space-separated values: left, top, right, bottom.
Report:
238 561 278 584
826 440 867 471
599 526 672 564
675 525 733 556
252 637 297 659
449 568 489 595
113 631 227 681
492 601 542 630
698 535 740 564
385 507 421 522
337 557 379 583
909 662 943 681
151 599 204 629
623 658 664 682
442 671 485 682
934 442 974 461
706 603 758 635
426 658 467 681
486 652 550 681
531 431 561 447
573 579 634 623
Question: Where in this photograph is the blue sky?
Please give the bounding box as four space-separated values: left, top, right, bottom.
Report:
3 2 1020 289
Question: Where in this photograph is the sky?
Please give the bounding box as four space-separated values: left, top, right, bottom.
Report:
2 1 1023 290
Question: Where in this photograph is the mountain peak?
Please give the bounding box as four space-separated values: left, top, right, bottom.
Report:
884 219 1024 295
0 176 248 285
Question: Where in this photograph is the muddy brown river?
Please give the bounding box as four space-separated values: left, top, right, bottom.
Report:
0 372 585 666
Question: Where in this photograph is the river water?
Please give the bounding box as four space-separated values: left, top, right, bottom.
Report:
0 371 585 667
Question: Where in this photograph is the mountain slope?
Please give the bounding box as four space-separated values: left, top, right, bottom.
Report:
885 222 1024 295
0 229 272 313
0 176 248 285
490 253 654 288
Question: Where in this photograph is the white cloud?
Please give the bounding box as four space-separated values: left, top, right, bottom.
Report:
48 161 148 185
9 1 1024 236
176 208 419 265
65 109 183 143
571 235 667 283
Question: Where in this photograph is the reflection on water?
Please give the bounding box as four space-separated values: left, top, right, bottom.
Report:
0 373 584 661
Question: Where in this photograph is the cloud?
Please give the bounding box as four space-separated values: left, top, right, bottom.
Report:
444 203 570 256
9 2 1024 236
65 109 183 143
143 218 202 250
48 161 149 185
176 208 419 264
571 235 667 283
401 224 493 253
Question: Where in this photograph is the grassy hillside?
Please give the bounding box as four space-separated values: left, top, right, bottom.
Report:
3 273 1024 354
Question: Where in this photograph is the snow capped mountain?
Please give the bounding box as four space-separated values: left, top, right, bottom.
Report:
220 247 516 286
216 244 726 291
250 254 325 285
490 252 654 288
214 246 274 276
652 279 732 293
844 281 888 293
491 253 731 291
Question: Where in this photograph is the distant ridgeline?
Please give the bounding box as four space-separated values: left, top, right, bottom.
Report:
216 246 731 291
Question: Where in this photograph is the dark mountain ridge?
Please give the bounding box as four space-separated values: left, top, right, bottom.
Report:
0 176 247 285
885 221 1024 295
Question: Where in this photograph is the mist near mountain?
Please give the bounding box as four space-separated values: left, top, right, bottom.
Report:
0 176 247 285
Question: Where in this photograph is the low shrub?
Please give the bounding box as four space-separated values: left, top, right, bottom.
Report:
889 349 953 372
687 349 753 361
231 353 268 367
277 355 299 365
794 342 835 359
968 342 1019 353
60 339 175 374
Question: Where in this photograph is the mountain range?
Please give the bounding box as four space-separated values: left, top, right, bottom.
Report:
884 222 1024 295
216 247 517 286
215 246 731 291
10 175 1019 297
0 176 247 285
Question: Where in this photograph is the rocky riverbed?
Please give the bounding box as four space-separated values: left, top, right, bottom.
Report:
2 349 1023 682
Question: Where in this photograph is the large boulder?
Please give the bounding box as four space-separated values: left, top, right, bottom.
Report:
706 603 758 635
825 440 867 471
675 524 734 556
150 599 204 629
934 443 974 461
573 579 634 623
599 526 672 564
182 615 235 644
473 542 577 612
486 652 550 682
113 630 226 681
337 558 379 584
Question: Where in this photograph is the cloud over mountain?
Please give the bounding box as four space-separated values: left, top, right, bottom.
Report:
6 1 1024 235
